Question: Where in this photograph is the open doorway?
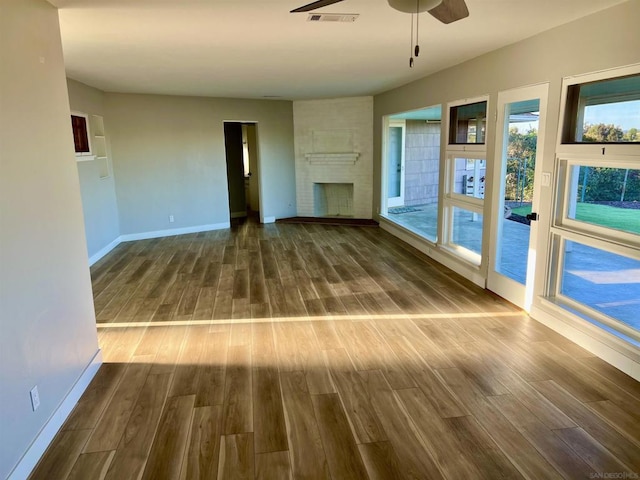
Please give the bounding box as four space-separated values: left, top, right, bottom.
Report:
223 122 260 219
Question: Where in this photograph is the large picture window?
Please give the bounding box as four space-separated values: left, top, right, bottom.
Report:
380 106 442 243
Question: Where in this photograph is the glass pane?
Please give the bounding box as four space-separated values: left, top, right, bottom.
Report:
452 158 486 199
388 126 402 198
495 99 539 284
563 73 640 143
451 206 483 255
561 241 640 332
386 117 441 242
568 166 640 236
449 101 487 144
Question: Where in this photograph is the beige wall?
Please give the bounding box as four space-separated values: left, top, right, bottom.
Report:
105 93 296 233
0 0 99 477
67 79 121 258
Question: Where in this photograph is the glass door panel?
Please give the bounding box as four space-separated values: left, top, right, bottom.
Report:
387 122 405 208
488 85 548 311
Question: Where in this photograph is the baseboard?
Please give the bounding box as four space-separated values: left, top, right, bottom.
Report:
119 222 230 242
88 238 121 266
8 350 103 480
531 301 640 381
262 216 276 224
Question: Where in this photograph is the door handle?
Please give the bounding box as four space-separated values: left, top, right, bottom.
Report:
526 212 539 221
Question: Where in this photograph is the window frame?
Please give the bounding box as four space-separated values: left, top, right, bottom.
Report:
445 95 490 153
548 64 640 344
71 111 96 161
546 232 640 345
441 151 486 265
554 155 640 249
556 64 640 157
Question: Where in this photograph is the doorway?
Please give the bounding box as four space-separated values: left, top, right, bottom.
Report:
387 120 406 208
223 122 259 219
487 84 548 311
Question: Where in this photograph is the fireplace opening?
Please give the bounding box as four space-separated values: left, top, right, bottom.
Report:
313 183 354 217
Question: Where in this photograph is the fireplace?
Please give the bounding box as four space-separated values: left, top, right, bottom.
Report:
314 183 354 217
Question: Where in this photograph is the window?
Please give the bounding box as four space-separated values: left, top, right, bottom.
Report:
442 153 486 264
565 165 640 237
443 96 489 265
71 114 91 155
548 235 640 343
380 106 442 243
449 101 487 145
561 73 640 144
550 65 640 344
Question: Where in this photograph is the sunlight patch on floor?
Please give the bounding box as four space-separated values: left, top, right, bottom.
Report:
96 311 525 329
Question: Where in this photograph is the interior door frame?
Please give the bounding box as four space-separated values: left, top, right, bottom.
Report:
386 119 406 208
487 83 549 311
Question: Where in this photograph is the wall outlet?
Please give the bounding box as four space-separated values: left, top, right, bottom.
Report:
169 215 174 223
30 386 40 411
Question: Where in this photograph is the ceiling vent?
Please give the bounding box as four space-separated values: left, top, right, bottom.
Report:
307 13 359 22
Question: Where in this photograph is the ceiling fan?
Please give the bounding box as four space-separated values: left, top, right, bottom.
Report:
291 0 469 67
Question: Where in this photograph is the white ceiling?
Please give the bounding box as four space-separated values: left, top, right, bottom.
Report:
50 0 626 100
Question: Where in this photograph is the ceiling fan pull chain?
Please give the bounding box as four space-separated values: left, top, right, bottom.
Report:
415 0 420 57
409 12 414 67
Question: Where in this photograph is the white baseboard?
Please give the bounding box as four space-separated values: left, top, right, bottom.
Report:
88 238 122 266
8 350 103 480
262 216 276 224
119 222 230 242
87 223 233 266
531 301 640 381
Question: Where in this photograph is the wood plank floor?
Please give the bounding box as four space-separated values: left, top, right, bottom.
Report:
30 217 640 479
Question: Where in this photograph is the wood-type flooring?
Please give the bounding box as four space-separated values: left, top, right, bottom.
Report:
30 217 640 479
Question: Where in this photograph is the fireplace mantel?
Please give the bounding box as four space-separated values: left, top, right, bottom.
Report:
305 152 360 165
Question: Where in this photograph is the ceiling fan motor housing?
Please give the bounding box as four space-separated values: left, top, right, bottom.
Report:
387 0 443 14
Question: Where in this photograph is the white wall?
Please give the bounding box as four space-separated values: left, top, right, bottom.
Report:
0 1 100 477
105 93 296 233
67 79 121 259
373 1 640 375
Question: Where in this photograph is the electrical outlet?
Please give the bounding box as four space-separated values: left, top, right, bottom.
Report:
169 215 174 223
30 386 40 411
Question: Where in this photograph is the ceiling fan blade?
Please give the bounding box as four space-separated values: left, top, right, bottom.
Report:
290 0 346 13
428 0 469 24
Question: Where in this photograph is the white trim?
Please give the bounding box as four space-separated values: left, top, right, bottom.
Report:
262 216 276 224
380 217 485 287
119 222 230 242
531 301 640 381
8 350 103 480
88 223 232 265
556 63 640 158
88 237 122 266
